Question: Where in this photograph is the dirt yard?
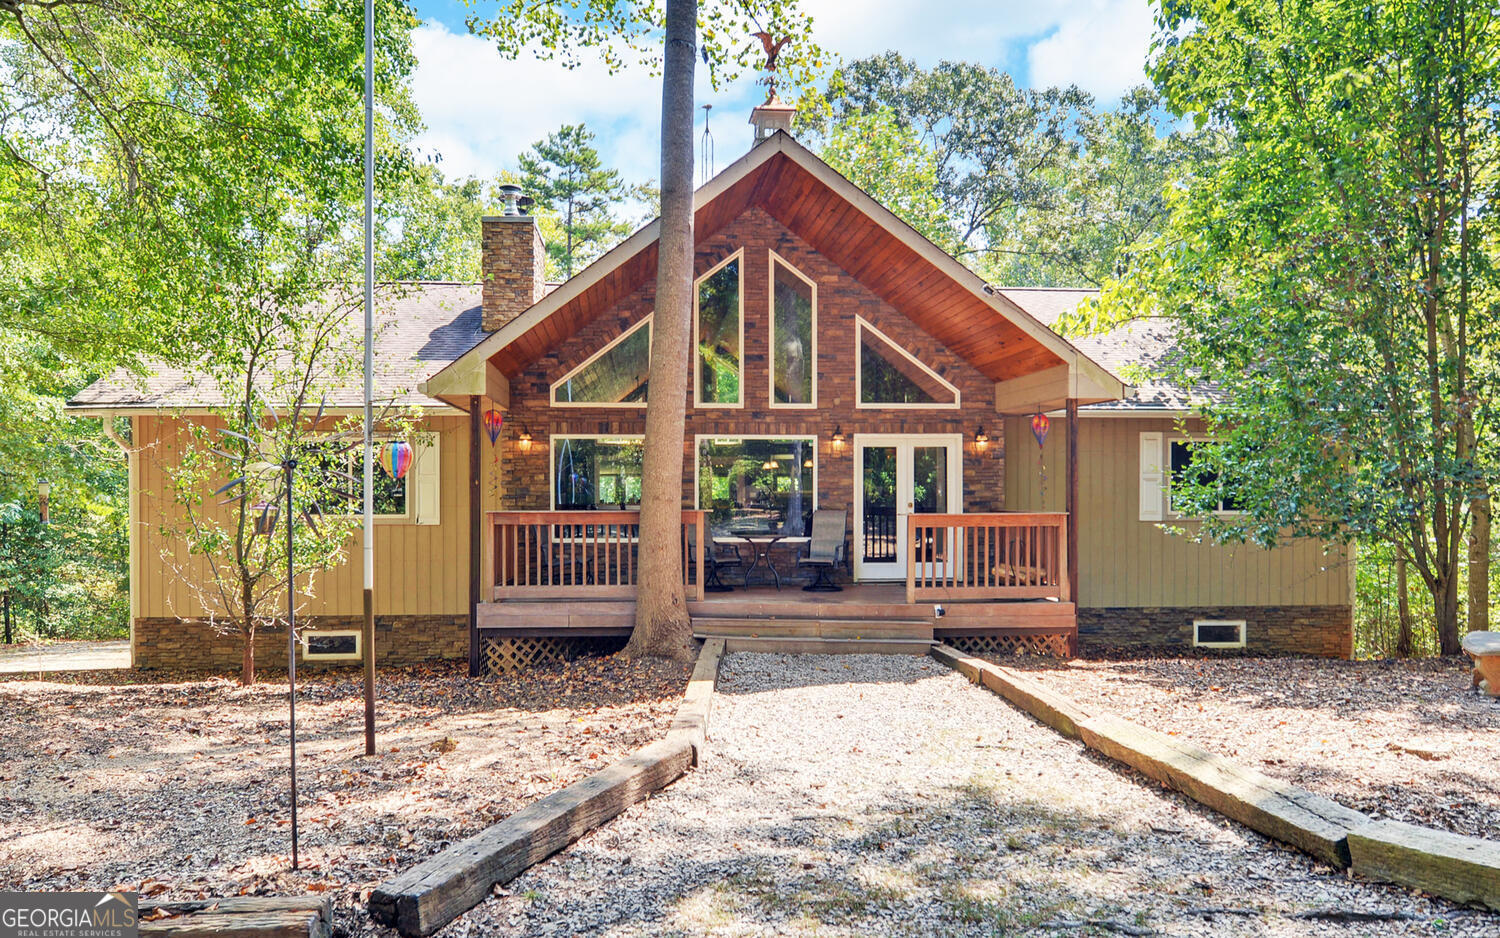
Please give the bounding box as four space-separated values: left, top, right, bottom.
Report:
1014 655 1499 840
0 657 689 922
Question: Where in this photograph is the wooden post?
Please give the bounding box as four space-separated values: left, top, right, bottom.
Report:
468 396 482 677
1065 397 1079 654
694 511 706 601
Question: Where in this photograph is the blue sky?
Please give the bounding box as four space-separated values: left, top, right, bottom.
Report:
407 0 1155 185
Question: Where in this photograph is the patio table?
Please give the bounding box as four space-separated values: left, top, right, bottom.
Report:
716 535 809 590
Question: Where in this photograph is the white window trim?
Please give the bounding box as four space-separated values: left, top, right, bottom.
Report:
317 433 412 522
301 629 362 661
693 248 746 409
549 315 652 409
548 434 647 511
1167 434 1244 518
693 433 820 519
1193 619 1247 649
853 315 961 410
768 250 818 410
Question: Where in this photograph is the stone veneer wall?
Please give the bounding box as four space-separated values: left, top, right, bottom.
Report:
1078 606 1353 658
481 215 546 332
133 615 467 670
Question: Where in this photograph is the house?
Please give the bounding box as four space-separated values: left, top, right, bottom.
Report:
69 116 1352 673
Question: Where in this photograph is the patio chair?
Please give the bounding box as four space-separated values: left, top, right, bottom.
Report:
687 524 744 592
798 508 848 592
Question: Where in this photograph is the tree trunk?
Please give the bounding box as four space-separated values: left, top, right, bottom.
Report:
625 0 697 662
1434 567 1462 656
1468 492 1490 633
241 623 257 686
1396 552 1413 658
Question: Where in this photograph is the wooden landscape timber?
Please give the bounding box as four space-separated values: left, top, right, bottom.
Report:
929 643 1090 738
369 639 725 937
138 896 332 938
928 643 1500 911
1348 819 1500 911
1075 712 1370 867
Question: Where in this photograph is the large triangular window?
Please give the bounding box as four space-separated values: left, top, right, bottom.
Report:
856 317 960 408
551 316 651 406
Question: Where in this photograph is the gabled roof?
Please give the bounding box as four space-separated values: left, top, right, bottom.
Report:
425 132 1126 407
69 283 486 413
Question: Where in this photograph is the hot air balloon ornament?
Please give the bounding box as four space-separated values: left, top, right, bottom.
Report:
483 409 504 445
380 440 414 480
1031 412 1050 502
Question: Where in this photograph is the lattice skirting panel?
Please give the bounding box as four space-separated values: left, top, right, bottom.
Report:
481 635 628 675
945 632 1072 659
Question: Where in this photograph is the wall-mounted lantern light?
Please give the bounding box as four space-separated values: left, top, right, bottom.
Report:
517 422 534 451
974 426 990 452
830 426 845 451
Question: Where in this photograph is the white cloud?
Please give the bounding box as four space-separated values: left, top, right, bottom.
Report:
1027 0 1154 99
409 23 666 182
407 2 1156 186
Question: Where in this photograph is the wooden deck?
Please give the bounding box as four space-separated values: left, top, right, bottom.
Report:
477 510 1078 658
477 583 1076 653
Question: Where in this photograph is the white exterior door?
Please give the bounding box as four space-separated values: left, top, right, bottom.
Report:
853 434 962 580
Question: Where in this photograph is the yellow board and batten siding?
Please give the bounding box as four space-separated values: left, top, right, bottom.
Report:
132 413 490 621
1004 415 1350 609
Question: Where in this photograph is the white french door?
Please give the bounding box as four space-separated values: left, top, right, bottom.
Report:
853 434 963 580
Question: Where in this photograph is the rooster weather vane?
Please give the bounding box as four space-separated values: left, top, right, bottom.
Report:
752 31 790 101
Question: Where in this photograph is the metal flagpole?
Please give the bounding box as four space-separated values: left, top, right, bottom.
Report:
361 0 377 756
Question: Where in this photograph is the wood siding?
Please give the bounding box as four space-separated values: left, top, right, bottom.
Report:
1004 415 1350 609
133 413 498 621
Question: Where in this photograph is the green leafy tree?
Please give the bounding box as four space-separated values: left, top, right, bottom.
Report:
819 108 956 253
993 87 1224 287
1092 0 1500 654
380 165 489 282
519 124 634 278
807 53 1093 269
468 0 823 660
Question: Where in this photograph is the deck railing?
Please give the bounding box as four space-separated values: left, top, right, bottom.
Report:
487 510 707 601
906 512 1069 604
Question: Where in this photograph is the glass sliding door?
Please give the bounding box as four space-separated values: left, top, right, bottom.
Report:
853 434 962 580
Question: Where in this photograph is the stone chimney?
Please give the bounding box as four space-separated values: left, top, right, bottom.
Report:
481 186 545 332
749 92 797 144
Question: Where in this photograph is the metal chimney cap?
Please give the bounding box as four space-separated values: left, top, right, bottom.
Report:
497 184 533 216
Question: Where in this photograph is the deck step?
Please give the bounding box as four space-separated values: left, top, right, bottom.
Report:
692 616 933 641
717 636 935 656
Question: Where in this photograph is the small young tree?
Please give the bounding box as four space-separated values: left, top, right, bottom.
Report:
519 124 634 278
159 288 410 685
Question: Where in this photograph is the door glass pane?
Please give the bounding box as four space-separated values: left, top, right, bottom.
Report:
912 446 949 513
861 446 898 563
697 257 741 404
912 446 949 563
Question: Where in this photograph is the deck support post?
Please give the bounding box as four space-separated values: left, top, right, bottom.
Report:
468 395 482 677
1065 398 1079 653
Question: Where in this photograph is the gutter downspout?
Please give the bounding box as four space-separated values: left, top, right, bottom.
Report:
101 418 138 668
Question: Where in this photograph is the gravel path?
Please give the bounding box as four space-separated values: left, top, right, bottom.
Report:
436 653 1497 937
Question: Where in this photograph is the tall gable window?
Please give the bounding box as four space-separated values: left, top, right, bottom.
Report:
770 252 816 407
551 316 651 407
855 317 960 408
695 251 743 406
